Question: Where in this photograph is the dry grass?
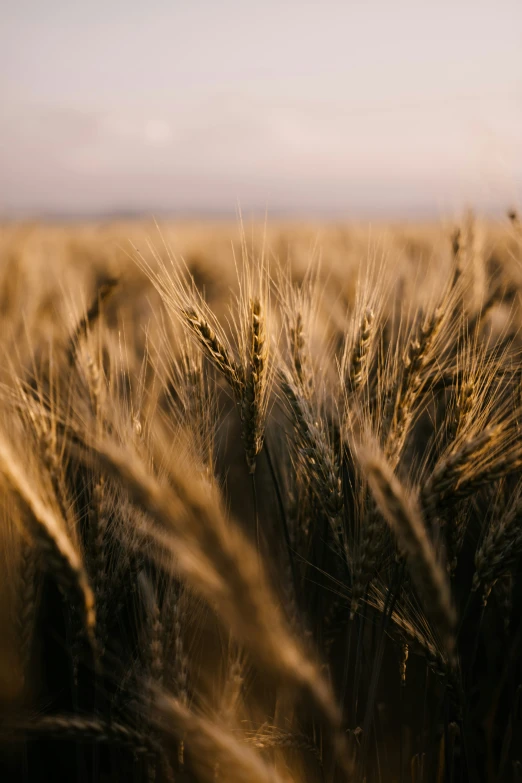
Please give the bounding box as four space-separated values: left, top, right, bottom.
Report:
0 214 522 782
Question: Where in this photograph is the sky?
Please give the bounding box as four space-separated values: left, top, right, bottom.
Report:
1 0 522 218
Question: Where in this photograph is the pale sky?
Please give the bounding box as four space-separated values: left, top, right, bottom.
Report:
2 1 522 218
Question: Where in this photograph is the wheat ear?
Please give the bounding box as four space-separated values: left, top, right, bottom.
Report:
346 307 375 391
182 308 245 397
361 448 457 656
386 307 444 463
280 370 345 550
241 298 269 473
472 493 522 604
421 427 498 519
67 276 119 364
350 503 389 619
0 435 96 646
13 715 158 758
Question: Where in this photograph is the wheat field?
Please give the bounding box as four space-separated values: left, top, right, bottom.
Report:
0 213 521 782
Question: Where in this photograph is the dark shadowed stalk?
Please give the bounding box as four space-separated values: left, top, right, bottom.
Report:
16 537 37 692
359 562 405 781
264 436 298 604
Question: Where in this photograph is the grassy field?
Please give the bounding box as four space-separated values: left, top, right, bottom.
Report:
0 213 522 782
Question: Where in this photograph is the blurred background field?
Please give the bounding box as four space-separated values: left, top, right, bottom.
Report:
1 216 520 346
